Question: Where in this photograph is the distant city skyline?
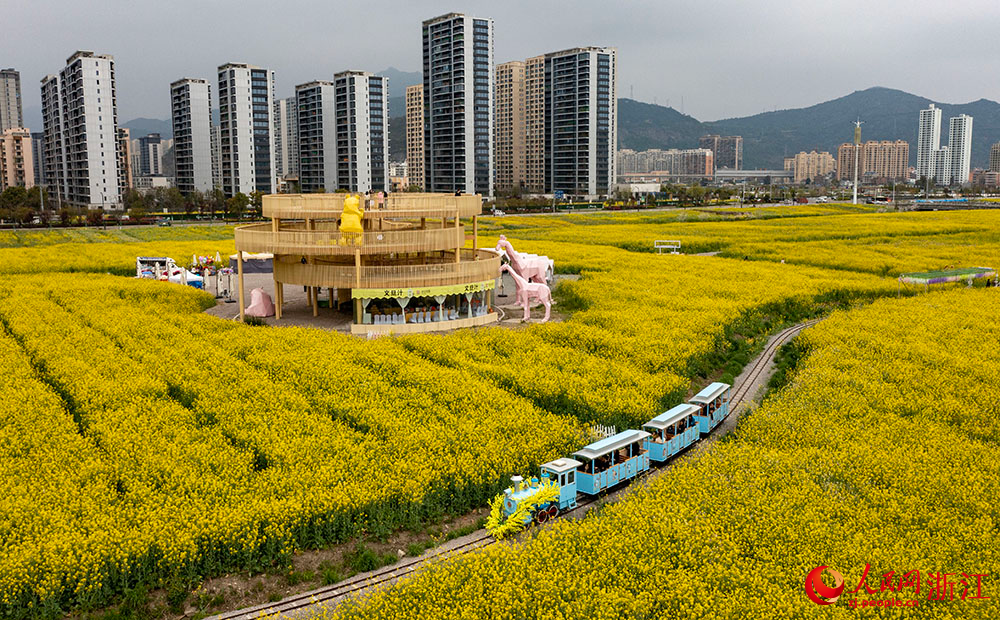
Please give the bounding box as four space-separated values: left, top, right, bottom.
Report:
5 0 1000 129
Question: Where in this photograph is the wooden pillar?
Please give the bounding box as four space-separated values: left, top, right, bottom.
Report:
276 281 283 319
473 216 478 250
421 217 426 229
237 250 245 322
329 288 335 313
455 215 461 263
355 250 361 287
312 286 319 317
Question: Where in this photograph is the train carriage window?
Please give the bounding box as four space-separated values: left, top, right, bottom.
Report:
568 471 575 485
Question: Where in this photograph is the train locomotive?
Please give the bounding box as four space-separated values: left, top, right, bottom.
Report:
487 382 731 538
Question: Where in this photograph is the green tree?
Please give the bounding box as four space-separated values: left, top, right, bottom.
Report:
227 192 250 220
0 186 28 218
249 191 263 218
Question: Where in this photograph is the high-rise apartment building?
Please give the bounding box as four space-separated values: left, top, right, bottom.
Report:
40 51 122 207
0 128 34 190
946 114 972 186
116 128 132 192
405 84 424 190
135 133 164 176
422 13 494 196
274 96 298 182
30 132 46 186
544 47 616 198
171 78 214 194
699 135 742 170
494 61 525 192
210 125 221 190
0 69 22 132
837 141 908 181
523 56 545 193
990 142 1000 173
295 81 337 193
784 150 835 183
217 63 275 197
333 70 388 193
916 104 942 180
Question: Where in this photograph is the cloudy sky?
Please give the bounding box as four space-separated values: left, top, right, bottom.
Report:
5 0 999 126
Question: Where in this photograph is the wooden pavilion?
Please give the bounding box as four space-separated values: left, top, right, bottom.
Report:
234 193 501 335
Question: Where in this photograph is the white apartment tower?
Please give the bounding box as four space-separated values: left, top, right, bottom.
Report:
544 47 617 198
0 69 23 131
916 104 941 181
946 114 972 186
334 70 388 193
217 63 275 197
170 78 214 194
273 96 299 181
40 51 122 207
295 81 337 193
422 13 494 196
210 124 222 190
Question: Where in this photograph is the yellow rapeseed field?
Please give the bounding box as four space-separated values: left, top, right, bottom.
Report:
327 288 1000 619
2 206 996 616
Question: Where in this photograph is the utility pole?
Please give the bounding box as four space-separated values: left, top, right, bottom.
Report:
852 119 864 205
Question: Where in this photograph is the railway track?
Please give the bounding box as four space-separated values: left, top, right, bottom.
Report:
209 317 821 620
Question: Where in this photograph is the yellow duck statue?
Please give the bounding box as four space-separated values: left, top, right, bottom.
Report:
339 194 365 246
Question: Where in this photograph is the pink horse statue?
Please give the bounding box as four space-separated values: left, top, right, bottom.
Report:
495 235 549 283
501 264 552 322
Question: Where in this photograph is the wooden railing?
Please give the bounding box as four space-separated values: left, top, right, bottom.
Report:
262 193 483 220
273 249 501 289
235 222 465 256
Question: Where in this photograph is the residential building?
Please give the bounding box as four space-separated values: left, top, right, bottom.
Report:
935 145 951 185
990 142 1000 173
494 60 525 192
0 127 34 190
699 135 742 170
116 128 132 192
170 78 214 194
405 84 423 190
133 174 172 193
274 96 298 182
134 133 164 176
916 104 942 180
523 55 545 192
295 80 337 193
614 148 711 180
333 70 388 193
544 47 617 198
971 168 1000 187
837 140 908 182
30 132 46 186
210 124 221 190
945 114 972 186
40 51 123 208
0 69 22 132
422 13 494 196
217 63 275 197
785 150 835 183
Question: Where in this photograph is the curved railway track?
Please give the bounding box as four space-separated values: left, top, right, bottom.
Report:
209 318 821 620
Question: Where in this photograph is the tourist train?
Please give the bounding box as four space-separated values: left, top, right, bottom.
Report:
491 382 731 532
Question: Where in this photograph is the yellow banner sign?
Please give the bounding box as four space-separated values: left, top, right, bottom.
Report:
353 279 496 300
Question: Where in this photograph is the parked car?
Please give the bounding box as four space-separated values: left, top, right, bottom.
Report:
158 219 172 227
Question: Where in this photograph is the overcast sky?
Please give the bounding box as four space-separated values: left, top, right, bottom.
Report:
5 0 999 125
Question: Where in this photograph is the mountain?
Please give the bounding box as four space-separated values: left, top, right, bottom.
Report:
619 87 1000 169
377 67 421 99
121 118 173 139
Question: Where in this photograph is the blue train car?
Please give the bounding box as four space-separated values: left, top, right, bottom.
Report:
690 382 731 433
540 458 582 511
572 429 651 495
643 403 700 462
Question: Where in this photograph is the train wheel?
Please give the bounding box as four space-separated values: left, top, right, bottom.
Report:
548 505 560 518
535 509 549 524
